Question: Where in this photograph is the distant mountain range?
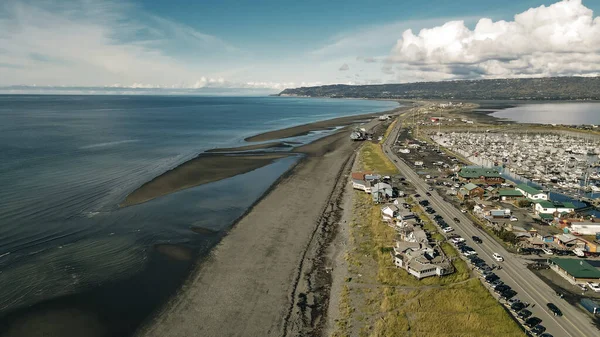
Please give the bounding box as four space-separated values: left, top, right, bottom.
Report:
277 76 600 100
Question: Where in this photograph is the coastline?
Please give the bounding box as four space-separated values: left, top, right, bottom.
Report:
136 115 385 337
121 105 404 207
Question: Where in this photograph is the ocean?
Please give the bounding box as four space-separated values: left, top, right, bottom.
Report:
490 102 600 125
0 95 398 336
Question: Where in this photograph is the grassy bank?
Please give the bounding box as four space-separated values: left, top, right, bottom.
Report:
331 121 523 337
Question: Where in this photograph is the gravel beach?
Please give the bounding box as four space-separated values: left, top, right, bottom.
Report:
137 115 383 337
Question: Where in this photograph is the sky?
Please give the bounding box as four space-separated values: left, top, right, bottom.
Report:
1 0 600 93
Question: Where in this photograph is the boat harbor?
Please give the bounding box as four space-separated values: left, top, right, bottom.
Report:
431 131 600 205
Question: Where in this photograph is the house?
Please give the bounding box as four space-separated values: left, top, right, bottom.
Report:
381 205 399 221
351 171 378 193
372 182 393 203
554 234 582 250
457 167 505 185
393 242 452 279
549 258 600 284
490 209 511 218
498 189 524 201
515 183 548 200
392 226 454 279
531 200 576 215
457 183 485 200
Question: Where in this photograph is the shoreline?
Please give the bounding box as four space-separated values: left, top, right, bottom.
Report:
136 116 384 337
121 104 406 207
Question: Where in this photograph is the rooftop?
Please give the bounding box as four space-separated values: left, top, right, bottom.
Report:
463 183 480 191
498 189 524 197
458 167 502 179
516 183 544 196
550 258 600 279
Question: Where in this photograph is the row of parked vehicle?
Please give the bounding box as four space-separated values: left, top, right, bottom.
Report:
433 214 454 233
448 236 558 337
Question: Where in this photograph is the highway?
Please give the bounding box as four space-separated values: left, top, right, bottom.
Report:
382 118 599 337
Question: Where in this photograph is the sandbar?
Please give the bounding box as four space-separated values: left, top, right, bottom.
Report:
120 153 290 207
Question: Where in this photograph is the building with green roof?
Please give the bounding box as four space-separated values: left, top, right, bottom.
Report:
549 258 600 283
457 167 504 185
532 200 576 215
498 189 524 201
515 183 548 200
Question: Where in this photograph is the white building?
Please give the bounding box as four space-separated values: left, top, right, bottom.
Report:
515 183 548 200
381 205 399 221
571 222 600 235
532 200 576 215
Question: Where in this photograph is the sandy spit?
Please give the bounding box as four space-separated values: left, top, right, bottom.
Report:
136 116 381 337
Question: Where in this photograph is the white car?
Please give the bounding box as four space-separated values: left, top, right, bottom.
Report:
450 237 465 244
542 248 554 255
493 253 504 262
509 216 518 222
442 227 454 233
460 209 467 213
587 282 600 292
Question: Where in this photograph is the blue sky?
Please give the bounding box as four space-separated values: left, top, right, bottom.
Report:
1 0 599 93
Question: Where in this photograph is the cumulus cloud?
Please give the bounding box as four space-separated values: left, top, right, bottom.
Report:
339 63 350 71
389 0 600 80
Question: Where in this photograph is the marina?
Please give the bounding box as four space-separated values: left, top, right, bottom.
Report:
431 131 600 209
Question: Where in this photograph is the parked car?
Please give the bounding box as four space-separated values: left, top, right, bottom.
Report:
510 216 518 222
531 325 546 336
491 280 504 288
511 302 525 312
518 309 532 319
546 303 562 316
539 334 553 337
587 282 600 292
507 298 520 306
501 289 517 300
450 237 465 244
494 285 510 294
524 317 542 328
461 209 467 213
442 227 454 233
472 236 482 244
493 253 504 262
576 283 587 291
541 248 554 255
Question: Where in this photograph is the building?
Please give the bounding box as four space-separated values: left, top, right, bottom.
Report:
498 189 524 201
458 183 485 200
457 167 505 185
372 182 393 203
570 221 600 236
381 205 399 221
515 183 548 200
549 258 600 284
531 200 576 215
351 171 377 193
392 225 453 279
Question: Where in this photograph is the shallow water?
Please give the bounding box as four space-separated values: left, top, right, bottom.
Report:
491 102 600 125
0 95 397 336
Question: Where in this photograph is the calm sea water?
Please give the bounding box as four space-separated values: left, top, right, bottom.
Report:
491 102 600 125
0 95 397 336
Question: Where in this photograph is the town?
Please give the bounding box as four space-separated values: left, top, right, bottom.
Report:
346 110 600 337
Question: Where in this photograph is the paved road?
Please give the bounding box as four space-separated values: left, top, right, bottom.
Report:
382 118 598 337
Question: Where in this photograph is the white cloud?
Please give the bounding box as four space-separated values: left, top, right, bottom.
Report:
0 0 239 87
389 0 600 80
339 63 350 71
